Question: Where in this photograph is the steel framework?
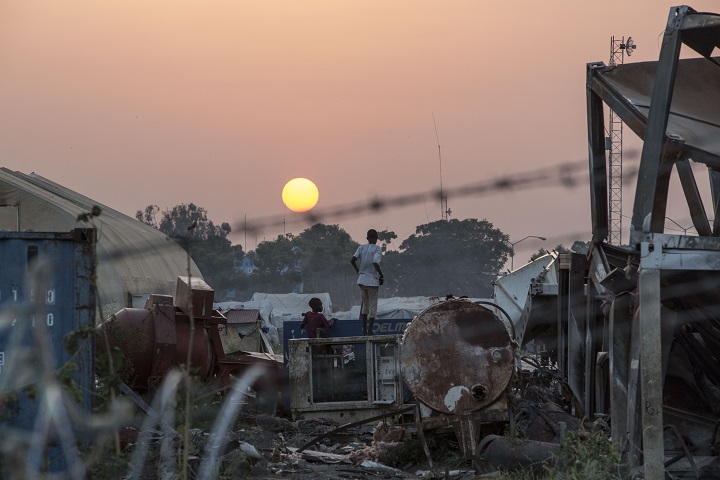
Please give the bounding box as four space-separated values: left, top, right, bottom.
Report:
586 6 720 477
607 36 625 245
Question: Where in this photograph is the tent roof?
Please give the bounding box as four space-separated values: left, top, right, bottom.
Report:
251 292 332 320
225 309 261 324
334 296 442 320
215 300 273 325
0 169 202 315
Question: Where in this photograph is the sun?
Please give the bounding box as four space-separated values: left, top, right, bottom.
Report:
282 178 319 212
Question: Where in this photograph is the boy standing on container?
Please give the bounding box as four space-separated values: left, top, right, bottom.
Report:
351 229 384 335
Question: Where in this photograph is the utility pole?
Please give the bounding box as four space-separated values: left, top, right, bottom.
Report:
433 114 450 220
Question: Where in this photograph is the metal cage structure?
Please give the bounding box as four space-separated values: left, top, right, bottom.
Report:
585 5 720 477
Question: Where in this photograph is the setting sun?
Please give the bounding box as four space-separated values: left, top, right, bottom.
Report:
282 178 319 212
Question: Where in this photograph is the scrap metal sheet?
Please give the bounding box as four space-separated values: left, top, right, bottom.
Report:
599 56 720 164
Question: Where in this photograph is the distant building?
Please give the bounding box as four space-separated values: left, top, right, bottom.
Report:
236 256 257 275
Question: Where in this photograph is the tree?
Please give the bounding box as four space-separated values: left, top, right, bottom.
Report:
570 240 591 254
250 234 300 293
529 240 590 262
136 205 159 229
246 224 360 309
136 203 246 298
376 230 397 253
387 219 510 298
294 224 359 309
147 203 230 241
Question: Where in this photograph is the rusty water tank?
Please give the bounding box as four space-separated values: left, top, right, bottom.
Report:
100 305 213 391
400 300 515 414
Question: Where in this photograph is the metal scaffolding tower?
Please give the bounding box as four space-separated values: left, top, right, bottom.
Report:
606 36 635 245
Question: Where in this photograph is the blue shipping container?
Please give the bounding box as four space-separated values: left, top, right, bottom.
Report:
0 229 96 474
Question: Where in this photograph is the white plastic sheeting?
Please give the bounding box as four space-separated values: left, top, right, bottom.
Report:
333 296 443 320
250 292 332 327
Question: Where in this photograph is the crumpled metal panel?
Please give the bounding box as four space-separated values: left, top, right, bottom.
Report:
598 56 720 165
400 300 514 414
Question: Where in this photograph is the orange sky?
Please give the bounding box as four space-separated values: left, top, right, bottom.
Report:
0 1 717 268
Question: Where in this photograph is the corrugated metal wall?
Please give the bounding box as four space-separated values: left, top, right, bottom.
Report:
0 229 95 474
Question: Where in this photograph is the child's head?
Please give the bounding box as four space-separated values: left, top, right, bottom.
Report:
309 297 323 312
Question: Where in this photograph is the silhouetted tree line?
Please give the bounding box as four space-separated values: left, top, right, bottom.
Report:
136 203 248 296
137 204 512 310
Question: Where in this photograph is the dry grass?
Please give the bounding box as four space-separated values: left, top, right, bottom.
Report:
496 427 633 480
0 218 275 479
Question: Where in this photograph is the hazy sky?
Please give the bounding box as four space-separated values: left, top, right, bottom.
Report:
1 1 716 268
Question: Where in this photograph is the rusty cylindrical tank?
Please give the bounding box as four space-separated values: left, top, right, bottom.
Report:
474 435 561 473
98 306 213 391
400 300 515 414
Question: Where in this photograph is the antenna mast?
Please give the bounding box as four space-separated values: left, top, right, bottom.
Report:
433 113 449 220
607 36 635 245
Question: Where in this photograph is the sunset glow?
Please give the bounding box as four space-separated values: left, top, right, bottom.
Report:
1 0 715 255
282 178 319 213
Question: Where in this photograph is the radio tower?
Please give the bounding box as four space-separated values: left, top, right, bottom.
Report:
433 114 450 220
607 36 636 245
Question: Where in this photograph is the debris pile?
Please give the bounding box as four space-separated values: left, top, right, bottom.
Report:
218 414 421 479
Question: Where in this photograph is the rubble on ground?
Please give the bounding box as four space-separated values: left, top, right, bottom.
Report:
107 357 604 479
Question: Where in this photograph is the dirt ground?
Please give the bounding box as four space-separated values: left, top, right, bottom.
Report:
216 413 479 480
203 364 583 480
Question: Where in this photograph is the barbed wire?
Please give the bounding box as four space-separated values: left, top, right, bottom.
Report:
75 152 642 264
236 153 640 237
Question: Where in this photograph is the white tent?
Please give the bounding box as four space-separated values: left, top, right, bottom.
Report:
251 292 332 328
333 296 500 321
333 296 442 320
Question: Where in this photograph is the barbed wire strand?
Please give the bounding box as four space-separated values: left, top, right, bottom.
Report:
236 155 640 238
63 153 641 266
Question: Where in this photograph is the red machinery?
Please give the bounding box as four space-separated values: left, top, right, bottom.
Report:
98 276 283 411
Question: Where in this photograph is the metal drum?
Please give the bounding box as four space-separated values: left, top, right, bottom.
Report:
400 300 514 414
102 306 213 390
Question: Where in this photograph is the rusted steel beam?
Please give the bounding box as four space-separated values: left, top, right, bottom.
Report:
639 241 664 479
587 65 647 141
609 293 634 451
675 159 712 236
630 7 684 236
586 66 608 243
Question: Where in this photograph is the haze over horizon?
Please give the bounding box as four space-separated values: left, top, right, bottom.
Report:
1 1 716 268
